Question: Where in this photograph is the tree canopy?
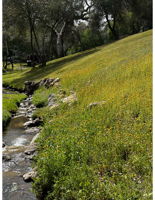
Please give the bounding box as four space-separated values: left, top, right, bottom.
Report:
3 0 152 67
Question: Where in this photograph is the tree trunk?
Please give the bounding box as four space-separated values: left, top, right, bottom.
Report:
105 14 119 40
4 40 9 70
30 27 33 53
54 22 66 58
57 33 64 57
4 56 8 70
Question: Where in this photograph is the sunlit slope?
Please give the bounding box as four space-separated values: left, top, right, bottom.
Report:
3 31 152 105
3 30 152 199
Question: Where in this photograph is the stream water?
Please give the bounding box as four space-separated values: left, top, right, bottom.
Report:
3 90 38 200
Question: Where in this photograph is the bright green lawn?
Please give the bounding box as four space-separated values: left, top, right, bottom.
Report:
3 30 152 199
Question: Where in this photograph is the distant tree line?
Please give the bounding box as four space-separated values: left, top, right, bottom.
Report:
3 0 152 68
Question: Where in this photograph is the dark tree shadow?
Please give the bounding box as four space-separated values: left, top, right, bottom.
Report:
9 49 100 87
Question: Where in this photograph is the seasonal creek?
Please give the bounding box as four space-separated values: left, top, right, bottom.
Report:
3 88 39 200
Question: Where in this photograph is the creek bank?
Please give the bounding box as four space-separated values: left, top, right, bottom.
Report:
3 92 41 200
3 84 25 93
3 77 79 199
3 87 27 129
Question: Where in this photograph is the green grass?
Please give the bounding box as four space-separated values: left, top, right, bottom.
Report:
3 92 27 127
3 30 152 199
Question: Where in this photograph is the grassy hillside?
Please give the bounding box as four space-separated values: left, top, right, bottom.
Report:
3 30 152 199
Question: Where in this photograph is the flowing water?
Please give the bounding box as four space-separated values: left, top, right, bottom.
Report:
3 90 38 200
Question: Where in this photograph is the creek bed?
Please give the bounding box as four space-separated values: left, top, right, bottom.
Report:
3 91 38 200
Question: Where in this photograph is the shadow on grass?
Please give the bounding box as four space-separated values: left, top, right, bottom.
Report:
9 49 99 87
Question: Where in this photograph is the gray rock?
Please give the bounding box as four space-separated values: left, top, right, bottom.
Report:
49 103 60 110
52 78 60 85
48 94 57 107
25 127 40 134
17 111 26 115
2 142 5 148
3 154 11 161
24 144 37 155
62 93 77 105
23 169 37 182
39 78 55 88
39 78 60 88
29 105 36 109
13 114 25 119
24 121 33 127
18 108 27 112
20 103 25 107
26 114 33 118
24 118 42 128
25 152 37 160
87 101 106 109
59 89 66 96
24 81 39 95
30 133 40 144
10 182 18 192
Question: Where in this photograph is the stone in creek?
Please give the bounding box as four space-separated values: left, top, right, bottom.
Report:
10 182 18 192
2 142 5 148
3 154 11 161
24 118 42 128
25 152 37 160
30 133 40 144
17 110 27 115
29 105 36 109
24 144 37 155
18 108 27 113
23 169 37 182
13 114 25 118
27 110 33 114
26 114 33 118
24 81 40 95
20 103 25 107
25 127 40 134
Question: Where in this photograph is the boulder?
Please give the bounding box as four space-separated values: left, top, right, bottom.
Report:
30 133 40 144
24 144 37 155
25 78 60 94
24 118 42 128
23 169 37 182
29 105 36 110
39 78 54 87
24 81 39 95
87 101 106 109
62 93 77 105
58 89 66 98
50 103 60 110
3 154 11 161
52 78 60 85
25 152 37 160
13 115 25 119
39 78 60 88
25 127 40 134
48 94 57 107
2 142 5 148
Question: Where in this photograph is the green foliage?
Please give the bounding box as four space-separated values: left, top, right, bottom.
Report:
32 87 53 108
3 92 27 127
80 28 103 50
